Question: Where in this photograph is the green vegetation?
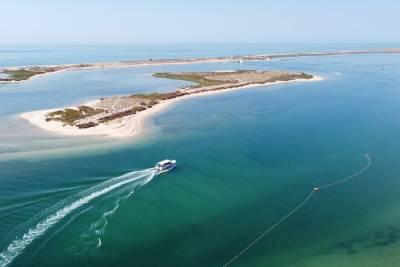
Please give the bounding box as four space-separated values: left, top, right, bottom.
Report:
135 71 313 102
129 91 187 100
1 69 44 81
0 66 67 82
46 106 104 125
98 106 147 123
262 72 313 83
153 71 313 88
153 72 226 87
129 92 163 100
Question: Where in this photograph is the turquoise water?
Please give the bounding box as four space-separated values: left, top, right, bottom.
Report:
1 45 400 267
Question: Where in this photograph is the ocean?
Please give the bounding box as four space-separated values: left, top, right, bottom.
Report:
1 44 400 267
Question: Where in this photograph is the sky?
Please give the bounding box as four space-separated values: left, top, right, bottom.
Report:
2 0 400 44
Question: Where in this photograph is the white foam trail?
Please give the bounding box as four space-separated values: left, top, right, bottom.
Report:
0 169 156 267
76 188 136 255
94 189 134 236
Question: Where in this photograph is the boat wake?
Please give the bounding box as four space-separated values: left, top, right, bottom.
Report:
0 168 156 267
77 188 135 254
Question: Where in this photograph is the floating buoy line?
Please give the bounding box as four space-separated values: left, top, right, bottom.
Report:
222 154 372 267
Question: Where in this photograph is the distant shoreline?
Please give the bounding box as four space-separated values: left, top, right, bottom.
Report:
20 75 323 138
1 48 399 83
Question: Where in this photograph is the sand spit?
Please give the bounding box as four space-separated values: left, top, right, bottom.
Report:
1 47 399 83
21 76 322 138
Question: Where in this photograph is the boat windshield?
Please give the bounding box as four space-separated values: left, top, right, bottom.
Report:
157 161 171 166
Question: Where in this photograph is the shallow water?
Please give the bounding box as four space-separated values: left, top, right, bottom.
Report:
0 73 10 79
1 45 400 267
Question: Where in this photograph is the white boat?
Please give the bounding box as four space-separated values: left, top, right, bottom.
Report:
154 159 177 174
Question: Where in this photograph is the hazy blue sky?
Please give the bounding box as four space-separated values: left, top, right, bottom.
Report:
2 0 399 44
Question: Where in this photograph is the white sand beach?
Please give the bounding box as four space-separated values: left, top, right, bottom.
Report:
20 76 322 138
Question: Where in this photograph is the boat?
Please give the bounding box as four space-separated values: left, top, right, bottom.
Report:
154 159 177 174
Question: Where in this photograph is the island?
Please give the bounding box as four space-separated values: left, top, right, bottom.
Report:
21 70 321 137
0 66 69 82
1 48 399 83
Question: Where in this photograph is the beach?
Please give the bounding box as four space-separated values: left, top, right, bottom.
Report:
1 47 399 83
20 76 322 138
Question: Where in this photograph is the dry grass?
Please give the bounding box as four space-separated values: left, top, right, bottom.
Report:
46 106 104 124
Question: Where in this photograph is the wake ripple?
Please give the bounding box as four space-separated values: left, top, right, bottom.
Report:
0 168 156 267
78 188 136 253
